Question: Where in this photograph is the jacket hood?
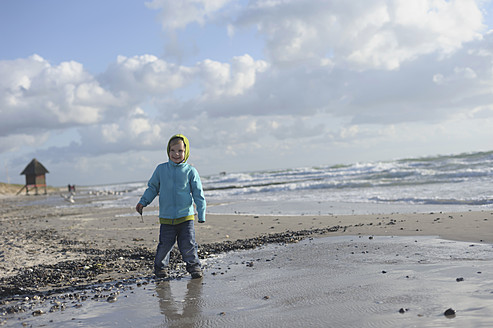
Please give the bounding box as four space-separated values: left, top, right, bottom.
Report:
167 134 190 163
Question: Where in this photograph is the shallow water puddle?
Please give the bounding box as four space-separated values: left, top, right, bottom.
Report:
5 235 493 328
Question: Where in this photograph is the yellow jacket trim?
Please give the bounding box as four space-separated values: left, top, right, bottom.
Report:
159 215 195 225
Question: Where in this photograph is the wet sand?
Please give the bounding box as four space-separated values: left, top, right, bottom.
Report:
8 236 493 327
2 196 491 280
1 193 493 326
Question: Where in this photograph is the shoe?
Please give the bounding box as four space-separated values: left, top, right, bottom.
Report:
190 269 203 279
191 271 202 279
155 269 168 278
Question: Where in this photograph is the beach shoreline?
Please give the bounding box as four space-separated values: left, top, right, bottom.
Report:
1 193 492 326
1 193 492 281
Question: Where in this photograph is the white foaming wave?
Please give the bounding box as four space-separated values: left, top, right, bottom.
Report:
75 150 493 211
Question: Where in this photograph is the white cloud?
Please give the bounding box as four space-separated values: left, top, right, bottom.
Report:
100 124 122 143
0 55 118 136
0 132 49 153
146 0 234 30
434 66 478 84
32 108 164 164
235 0 485 69
198 54 268 98
101 55 194 96
78 109 163 154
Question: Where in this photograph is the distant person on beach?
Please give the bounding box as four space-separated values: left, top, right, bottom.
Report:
67 184 76 193
136 134 206 279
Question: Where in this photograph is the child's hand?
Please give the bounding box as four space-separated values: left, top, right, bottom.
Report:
136 203 144 215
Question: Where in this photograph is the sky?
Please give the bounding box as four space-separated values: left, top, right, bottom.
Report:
1 0 492 187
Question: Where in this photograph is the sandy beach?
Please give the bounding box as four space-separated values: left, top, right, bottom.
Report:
1 194 492 279
1 192 493 326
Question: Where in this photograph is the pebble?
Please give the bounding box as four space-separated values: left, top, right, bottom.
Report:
32 310 44 316
106 296 117 303
444 308 456 317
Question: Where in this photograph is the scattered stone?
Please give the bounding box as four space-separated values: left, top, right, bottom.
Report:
444 308 456 317
456 277 464 282
106 296 117 303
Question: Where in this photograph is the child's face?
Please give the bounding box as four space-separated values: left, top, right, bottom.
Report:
169 140 186 164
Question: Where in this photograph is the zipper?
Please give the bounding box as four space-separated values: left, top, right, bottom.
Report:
172 163 177 223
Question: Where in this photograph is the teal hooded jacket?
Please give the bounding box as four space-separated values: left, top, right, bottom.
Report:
138 134 206 222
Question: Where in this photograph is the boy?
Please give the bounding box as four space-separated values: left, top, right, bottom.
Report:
136 134 206 279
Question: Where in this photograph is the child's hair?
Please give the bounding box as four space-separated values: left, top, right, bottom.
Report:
169 136 185 148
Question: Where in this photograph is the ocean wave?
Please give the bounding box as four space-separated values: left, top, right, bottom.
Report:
368 196 493 206
76 150 492 210
204 150 492 191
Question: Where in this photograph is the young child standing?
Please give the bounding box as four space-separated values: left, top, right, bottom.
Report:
136 134 206 279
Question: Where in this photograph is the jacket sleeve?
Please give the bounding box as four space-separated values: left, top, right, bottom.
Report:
139 166 160 207
190 168 206 221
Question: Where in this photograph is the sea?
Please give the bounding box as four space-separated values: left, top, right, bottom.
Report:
74 150 493 216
